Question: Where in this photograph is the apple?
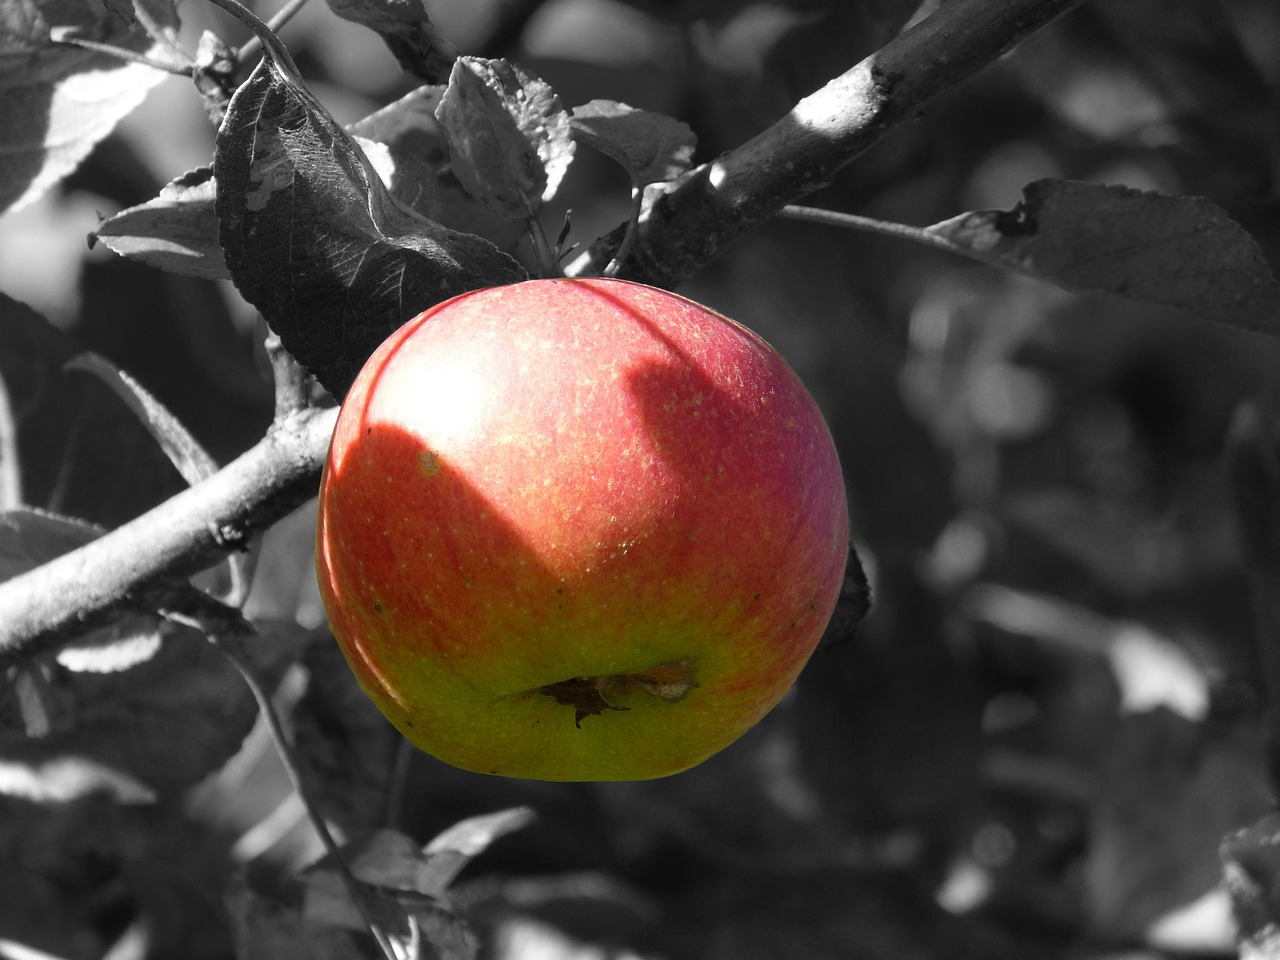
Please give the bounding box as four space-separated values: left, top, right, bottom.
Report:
315 277 848 780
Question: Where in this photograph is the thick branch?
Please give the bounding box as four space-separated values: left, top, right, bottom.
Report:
570 0 1084 286
0 406 337 666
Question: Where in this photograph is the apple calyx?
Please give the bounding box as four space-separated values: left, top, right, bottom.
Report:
538 659 699 727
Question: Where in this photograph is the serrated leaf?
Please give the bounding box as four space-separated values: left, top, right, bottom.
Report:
91 167 228 280
0 0 176 214
570 99 696 186
321 0 457 83
215 49 526 398
435 57 575 220
926 179 1280 337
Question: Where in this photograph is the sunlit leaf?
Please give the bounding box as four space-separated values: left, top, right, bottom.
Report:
0 0 176 214
351 83 526 250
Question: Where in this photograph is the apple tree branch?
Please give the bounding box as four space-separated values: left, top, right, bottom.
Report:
0 0 1081 665
569 0 1084 285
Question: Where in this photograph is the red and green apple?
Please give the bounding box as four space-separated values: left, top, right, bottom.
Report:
315 277 848 780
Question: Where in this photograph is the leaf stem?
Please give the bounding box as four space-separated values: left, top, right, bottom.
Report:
203 0 302 73
527 218 562 278
603 184 644 278
779 203 954 251
172 592 398 960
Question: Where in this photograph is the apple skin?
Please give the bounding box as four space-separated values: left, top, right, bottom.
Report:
315 277 848 781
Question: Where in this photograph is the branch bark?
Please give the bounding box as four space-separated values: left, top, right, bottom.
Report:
569 0 1085 286
0 0 1082 664
0 406 337 666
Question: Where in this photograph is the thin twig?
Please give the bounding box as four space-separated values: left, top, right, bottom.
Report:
204 0 303 73
236 0 313 67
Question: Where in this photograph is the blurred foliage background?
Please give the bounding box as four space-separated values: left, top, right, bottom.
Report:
4 0 1280 957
